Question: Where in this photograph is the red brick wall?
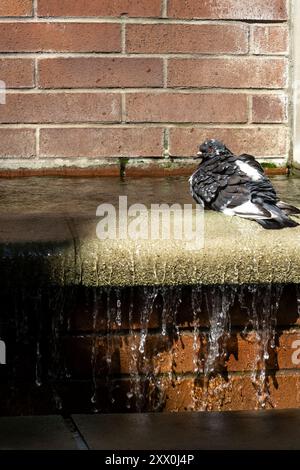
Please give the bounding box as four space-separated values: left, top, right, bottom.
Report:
0 0 290 171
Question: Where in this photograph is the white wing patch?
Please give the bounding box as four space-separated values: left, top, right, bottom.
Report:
236 160 262 181
222 201 268 219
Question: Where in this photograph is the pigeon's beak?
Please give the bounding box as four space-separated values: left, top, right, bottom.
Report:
194 151 203 160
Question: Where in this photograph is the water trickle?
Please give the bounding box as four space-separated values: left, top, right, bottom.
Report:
35 341 42 387
191 285 202 375
205 285 234 377
34 289 43 388
296 285 300 319
5 279 293 414
250 284 283 409
127 287 138 410
90 287 100 412
115 287 122 327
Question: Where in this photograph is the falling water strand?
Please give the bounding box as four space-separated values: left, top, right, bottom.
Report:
296 285 300 318
153 286 174 411
115 287 122 327
251 284 283 409
170 286 182 386
90 287 100 412
139 287 157 355
49 286 65 410
205 285 234 376
35 341 42 387
161 287 168 337
152 286 181 412
35 289 43 387
202 285 236 410
190 285 203 411
136 287 158 411
126 287 137 410
191 286 202 375
105 286 116 408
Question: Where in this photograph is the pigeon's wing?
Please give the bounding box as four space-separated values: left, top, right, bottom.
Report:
211 159 275 218
191 156 236 206
237 153 265 176
191 169 222 205
211 172 268 217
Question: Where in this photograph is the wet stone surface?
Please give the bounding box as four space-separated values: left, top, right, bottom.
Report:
0 176 299 286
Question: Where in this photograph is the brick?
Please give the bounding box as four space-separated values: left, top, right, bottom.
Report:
226 331 300 372
40 127 163 157
0 23 120 52
63 330 300 379
126 24 248 54
126 93 248 123
0 93 121 124
252 25 288 54
252 95 287 123
38 0 162 17
38 58 163 89
168 58 288 89
62 334 191 378
169 127 288 157
0 59 34 88
165 374 300 411
277 331 300 369
168 0 288 20
0 129 36 157
0 0 32 16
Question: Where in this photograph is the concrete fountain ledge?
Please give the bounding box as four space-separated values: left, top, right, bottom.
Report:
1 210 300 287
0 176 299 287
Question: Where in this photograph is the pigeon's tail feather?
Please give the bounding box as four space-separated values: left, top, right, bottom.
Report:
276 200 300 215
257 217 299 230
257 202 299 229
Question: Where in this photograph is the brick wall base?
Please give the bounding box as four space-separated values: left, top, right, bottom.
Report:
0 283 299 415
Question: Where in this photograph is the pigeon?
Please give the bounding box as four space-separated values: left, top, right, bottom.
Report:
189 139 300 229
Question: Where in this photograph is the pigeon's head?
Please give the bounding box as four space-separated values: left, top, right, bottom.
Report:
196 139 227 159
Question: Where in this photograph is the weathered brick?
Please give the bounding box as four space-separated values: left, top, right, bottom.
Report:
126 93 248 123
0 59 34 88
168 0 288 20
63 329 300 379
252 25 289 54
168 58 288 89
0 0 32 16
63 334 194 378
38 0 162 17
40 127 163 157
227 332 300 372
126 24 248 54
0 93 121 124
0 129 35 157
165 374 300 411
0 23 121 52
38 58 163 89
252 95 287 123
169 127 288 157
277 331 300 369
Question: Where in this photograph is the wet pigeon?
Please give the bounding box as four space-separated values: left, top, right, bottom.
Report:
189 139 300 229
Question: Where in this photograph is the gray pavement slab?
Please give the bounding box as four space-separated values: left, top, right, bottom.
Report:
0 415 77 450
73 410 300 450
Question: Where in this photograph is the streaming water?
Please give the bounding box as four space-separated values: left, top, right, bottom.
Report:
1 176 299 414
90 287 100 412
249 284 283 409
297 285 300 319
12 283 297 412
